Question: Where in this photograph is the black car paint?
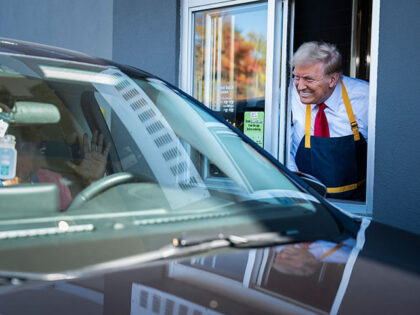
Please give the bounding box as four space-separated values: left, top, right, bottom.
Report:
0 221 419 314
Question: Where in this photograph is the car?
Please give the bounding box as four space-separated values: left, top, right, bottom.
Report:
0 37 418 314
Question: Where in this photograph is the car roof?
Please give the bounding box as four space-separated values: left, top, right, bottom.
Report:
0 37 152 80
0 37 109 64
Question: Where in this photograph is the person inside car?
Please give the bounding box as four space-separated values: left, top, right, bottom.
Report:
1 129 110 210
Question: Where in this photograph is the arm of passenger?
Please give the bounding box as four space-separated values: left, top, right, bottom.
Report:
36 169 72 211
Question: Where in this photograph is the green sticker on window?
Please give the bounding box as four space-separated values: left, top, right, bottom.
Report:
244 111 264 147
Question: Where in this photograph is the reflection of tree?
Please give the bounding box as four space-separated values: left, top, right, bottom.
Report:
193 11 266 107
246 32 266 99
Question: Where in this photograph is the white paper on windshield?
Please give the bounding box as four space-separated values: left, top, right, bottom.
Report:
0 135 16 180
0 120 8 137
94 69 210 209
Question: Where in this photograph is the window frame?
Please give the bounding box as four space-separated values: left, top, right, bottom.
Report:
180 0 379 216
285 0 378 216
179 0 289 160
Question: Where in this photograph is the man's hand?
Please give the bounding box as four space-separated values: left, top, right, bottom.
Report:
66 131 111 185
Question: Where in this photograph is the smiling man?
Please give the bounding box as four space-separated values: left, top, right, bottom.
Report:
288 41 369 200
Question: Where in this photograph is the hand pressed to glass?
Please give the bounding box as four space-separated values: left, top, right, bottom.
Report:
66 130 111 185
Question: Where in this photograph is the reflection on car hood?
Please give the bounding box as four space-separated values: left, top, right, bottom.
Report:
0 220 419 314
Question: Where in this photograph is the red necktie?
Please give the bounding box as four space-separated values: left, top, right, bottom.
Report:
314 103 330 137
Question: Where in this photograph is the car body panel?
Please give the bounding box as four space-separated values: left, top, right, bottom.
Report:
0 221 419 315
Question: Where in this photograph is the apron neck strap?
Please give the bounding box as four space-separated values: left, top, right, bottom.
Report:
341 80 360 141
320 242 345 260
305 105 311 148
304 80 360 149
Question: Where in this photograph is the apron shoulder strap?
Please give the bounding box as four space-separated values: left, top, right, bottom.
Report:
305 104 311 148
341 80 360 141
320 242 345 261
304 80 361 148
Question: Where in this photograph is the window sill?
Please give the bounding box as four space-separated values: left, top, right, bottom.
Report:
329 198 370 217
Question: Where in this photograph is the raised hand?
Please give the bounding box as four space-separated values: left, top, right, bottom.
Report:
66 130 111 184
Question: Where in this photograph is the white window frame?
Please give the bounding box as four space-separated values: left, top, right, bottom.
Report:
283 0 378 216
180 0 378 216
179 0 289 160
326 0 379 216
365 0 380 216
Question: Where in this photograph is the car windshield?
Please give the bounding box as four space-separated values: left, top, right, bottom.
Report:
0 52 341 274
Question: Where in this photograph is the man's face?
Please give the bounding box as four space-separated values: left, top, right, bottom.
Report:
293 62 338 105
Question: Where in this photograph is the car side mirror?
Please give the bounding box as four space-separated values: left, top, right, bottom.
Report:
294 171 327 197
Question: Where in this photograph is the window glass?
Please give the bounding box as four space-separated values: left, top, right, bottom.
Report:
193 3 267 146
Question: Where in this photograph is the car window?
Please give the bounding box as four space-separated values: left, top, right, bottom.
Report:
0 52 340 273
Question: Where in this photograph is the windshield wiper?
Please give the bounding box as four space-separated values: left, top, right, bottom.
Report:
171 231 300 249
0 232 303 285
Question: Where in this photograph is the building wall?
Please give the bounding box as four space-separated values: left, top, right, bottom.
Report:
0 0 179 84
373 0 420 234
112 0 180 85
0 0 113 59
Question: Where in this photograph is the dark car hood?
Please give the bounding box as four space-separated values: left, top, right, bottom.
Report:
0 219 419 315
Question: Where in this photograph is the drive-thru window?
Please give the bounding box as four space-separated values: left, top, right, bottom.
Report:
180 0 373 213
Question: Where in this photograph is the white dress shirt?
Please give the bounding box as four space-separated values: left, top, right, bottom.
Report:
288 75 369 171
274 238 356 263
